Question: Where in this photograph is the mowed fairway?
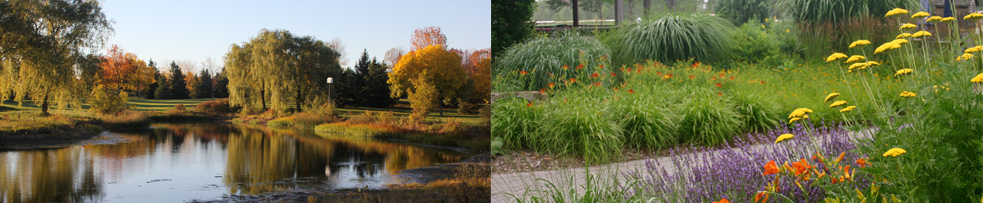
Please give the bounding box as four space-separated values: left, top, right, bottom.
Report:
0 98 215 113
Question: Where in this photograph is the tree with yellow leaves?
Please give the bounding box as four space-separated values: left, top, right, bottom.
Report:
389 45 467 118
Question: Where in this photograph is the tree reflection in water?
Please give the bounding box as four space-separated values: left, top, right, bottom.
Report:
0 122 464 201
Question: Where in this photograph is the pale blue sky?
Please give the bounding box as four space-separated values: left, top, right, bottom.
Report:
102 0 491 72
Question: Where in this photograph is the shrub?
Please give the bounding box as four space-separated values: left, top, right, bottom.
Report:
715 0 770 25
102 110 151 130
493 33 611 91
196 98 237 115
89 85 128 114
307 102 337 117
457 100 480 115
408 78 439 122
730 20 781 64
608 13 735 68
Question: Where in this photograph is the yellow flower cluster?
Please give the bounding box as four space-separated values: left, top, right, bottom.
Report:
941 17 956 22
957 53 975 61
896 33 911 39
845 55 865 63
885 8 909 17
788 108 813 124
899 23 917 30
934 85 951 92
900 91 917 98
894 68 913 77
911 31 932 38
840 106 857 113
926 16 943 22
964 13 983 20
825 53 847 62
829 100 847 108
849 40 871 48
882 148 907 157
874 42 901 54
892 39 909 45
848 63 867 72
911 11 930 18
824 92 840 103
775 133 794 144
972 73 983 83
965 46 983 53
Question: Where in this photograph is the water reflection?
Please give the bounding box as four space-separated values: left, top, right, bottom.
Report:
0 122 464 202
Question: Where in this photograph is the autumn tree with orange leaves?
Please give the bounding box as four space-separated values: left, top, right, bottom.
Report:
410 26 448 51
99 45 155 96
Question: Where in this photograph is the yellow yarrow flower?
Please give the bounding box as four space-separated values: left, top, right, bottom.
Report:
788 108 813 119
926 16 943 22
899 23 917 30
885 8 909 17
848 62 868 72
865 61 881 66
788 117 801 124
826 53 848 62
830 100 847 108
824 92 840 103
965 46 983 53
964 13 983 20
882 148 907 157
895 68 913 77
900 91 917 98
957 53 975 61
896 33 912 39
845 55 866 63
971 73 983 83
849 40 871 48
840 106 857 113
911 31 932 38
892 39 909 45
775 133 795 143
911 11 930 18
874 42 901 54
942 17 956 22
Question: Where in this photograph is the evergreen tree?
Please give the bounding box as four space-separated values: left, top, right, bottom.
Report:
334 68 358 107
192 69 213 98
213 70 230 98
169 61 189 99
154 75 172 99
362 58 396 107
145 60 160 99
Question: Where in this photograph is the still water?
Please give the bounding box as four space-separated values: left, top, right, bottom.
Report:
0 123 465 202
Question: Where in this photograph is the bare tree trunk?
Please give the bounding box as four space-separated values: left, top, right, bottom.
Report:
40 92 49 116
260 82 267 111
615 0 623 26
573 0 580 27
295 89 302 112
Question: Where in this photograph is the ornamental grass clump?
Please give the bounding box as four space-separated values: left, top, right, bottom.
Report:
493 33 611 91
608 13 735 67
490 97 542 151
612 91 681 150
623 122 863 202
675 88 744 146
536 93 624 164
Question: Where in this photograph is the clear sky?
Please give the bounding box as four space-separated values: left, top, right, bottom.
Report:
102 0 491 72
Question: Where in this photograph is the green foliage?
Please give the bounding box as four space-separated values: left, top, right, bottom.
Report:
675 88 744 146
89 85 129 114
493 33 611 91
608 13 736 68
191 69 213 99
730 20 781 64
154 75 173 99
491 98 541 151
212 70 230 98
536 90 623 164
728 88 781 131
168 62 189 99
408 76 439 122
780 0 915 24
715 0 770 25
492 0 536 58
611 91 680 150
336 50 396 108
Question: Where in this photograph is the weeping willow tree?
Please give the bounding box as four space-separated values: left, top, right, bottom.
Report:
224 29 342 112
0 0 112 115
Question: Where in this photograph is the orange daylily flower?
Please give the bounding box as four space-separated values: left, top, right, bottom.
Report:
526 102 533 107
628 89 635 94
792 158 814 176
520 70 528 75
569 78 576 83
712 198 732 203
576 64 584 69
562 65 570 70
689 75 695 79
835 152 846 163
716 83 722 88
548 83 556 88
856 158 868 168
611 73 617 77
692 61 701 67
539 88 546 94
762 160 779 175
593 82 601 87
754 192 770 203
592 73 600 78
599 64 604 69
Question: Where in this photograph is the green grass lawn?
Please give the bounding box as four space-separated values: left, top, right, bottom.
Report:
0 98 215 113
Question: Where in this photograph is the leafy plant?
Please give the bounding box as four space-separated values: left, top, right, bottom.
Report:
675 88 744 146
608 13 736 68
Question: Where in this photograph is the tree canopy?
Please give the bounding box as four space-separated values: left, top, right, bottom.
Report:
388 44 467 117
224 29 341 112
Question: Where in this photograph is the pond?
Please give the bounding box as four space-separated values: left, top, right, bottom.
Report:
0 123 466 202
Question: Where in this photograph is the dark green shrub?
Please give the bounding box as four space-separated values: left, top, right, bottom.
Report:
609 13 736 68
731 20 781 64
